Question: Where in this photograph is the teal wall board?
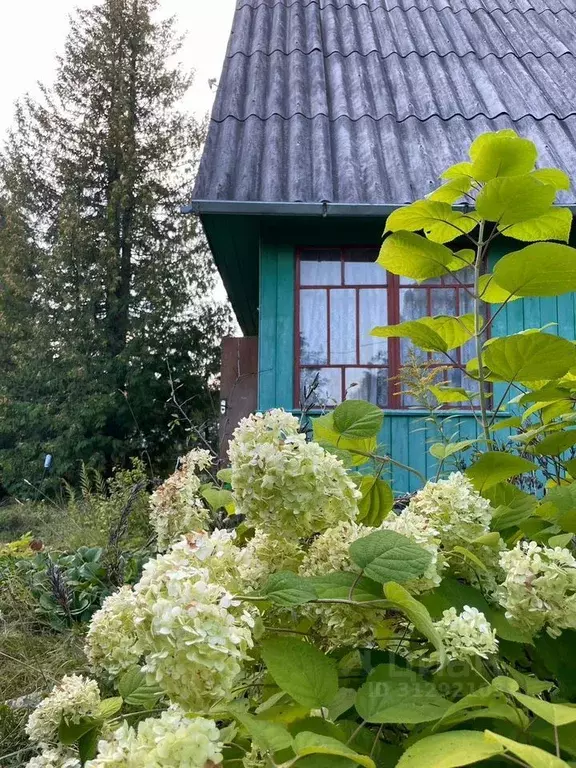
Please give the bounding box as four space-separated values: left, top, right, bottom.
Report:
258 243 295 411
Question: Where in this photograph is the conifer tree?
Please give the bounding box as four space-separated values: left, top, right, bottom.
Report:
0 0 229 494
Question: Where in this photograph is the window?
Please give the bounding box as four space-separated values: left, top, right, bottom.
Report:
295 247 479 409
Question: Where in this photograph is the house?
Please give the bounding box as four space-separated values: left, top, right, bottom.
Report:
189 0 576 491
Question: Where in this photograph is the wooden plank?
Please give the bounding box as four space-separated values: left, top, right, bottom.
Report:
275 246 295 409
258 243 279 410
219 337 258 460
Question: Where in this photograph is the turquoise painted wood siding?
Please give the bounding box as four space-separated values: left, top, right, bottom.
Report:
257 239 576 493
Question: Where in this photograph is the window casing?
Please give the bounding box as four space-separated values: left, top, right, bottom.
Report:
295 247 479 409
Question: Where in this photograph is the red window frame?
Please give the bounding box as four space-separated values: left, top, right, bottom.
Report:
294 246 478 410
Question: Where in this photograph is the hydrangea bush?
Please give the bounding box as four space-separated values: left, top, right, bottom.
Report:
23 132 576 768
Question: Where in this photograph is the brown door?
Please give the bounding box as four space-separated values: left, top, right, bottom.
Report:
219 336 258 461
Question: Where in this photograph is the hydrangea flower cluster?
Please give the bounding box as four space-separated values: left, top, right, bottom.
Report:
238 528 305 591
179 529 251 593
27 747 80 768
86 707 223 768
229 410 360 538
407 472 493 550
27 675 101 746
433 606 498 662
133 538 254 710
85 586 141 678
498 541 576 637
150 449 212 551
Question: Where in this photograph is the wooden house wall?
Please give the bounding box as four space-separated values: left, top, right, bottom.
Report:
257 237 576 493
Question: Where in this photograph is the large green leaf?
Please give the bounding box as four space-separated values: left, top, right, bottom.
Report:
377 232 461 281
531 430 576 457
466 451 537 492
372 315 475 354
470 130 537 181
441 161 474 180
484 731 570 768
349 530 432 585
332 400 384 439
504 208 572 243
306 572 382 603
293 732 375 768
385 201 478 243
313 412 376 466
357 476 394 526
261 637 338 709
476 174 556 227
492 243 576 297
427 176 473 204
511 692 576 727
384 582 446 667
478 273 522 304
260 572 318 607
484 333 576 382
355 664 450 724
229 708 294 753
531 168 571 191
395 731 505 768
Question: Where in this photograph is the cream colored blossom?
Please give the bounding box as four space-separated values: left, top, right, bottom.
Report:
407 472 493 549
27 676 101 746
85 586 141 678
229 410 360 538
238 529 305 591
133 538 253 710
26 747 80 768
150 449 212 551
434 606 498 662
86 708 223 768
498 541 576 638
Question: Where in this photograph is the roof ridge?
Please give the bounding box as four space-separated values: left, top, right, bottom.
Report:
226 48 575 63
236 0 575 17
211 110 576 125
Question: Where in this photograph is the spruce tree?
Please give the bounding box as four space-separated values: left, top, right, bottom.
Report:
0 0 229 494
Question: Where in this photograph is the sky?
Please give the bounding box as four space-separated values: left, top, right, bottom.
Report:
0 0 237 139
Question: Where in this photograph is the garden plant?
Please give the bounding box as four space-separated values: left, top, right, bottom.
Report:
13 131 576 768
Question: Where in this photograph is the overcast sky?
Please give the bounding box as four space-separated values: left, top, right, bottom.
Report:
0 0 237 139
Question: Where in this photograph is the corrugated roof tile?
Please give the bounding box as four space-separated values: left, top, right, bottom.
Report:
194 0 576 206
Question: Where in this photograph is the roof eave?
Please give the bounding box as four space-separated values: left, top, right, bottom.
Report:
183 200 404 217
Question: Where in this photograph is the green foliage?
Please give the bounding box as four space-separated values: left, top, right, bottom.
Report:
0 0 230 496
349 530 432 584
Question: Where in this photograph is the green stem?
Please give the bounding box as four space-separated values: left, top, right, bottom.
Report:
351 450 426 484
474 220 491 446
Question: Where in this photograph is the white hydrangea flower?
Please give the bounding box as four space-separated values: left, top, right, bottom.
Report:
229 410 360 538
26 747 80 768
86 708 223 768
85 586 141 678
380 508 444 593
133 538 253 710
434 606 498 662
238 528 305 592
26 676 101 746
498 541 576 638
150 449 212 551
407 472 493 549
179 529 252 594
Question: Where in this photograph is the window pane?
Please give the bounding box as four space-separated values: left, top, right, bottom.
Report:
430 288 457 316
300 289 327 364
360 289 388 364
399 287 427 362
300 251 341 285
330 289 356 364
300 368 342 407
459 288 474 315
346 368 388 407
345 261 387 286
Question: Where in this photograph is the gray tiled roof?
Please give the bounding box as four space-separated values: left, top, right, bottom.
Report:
192 0 576 207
